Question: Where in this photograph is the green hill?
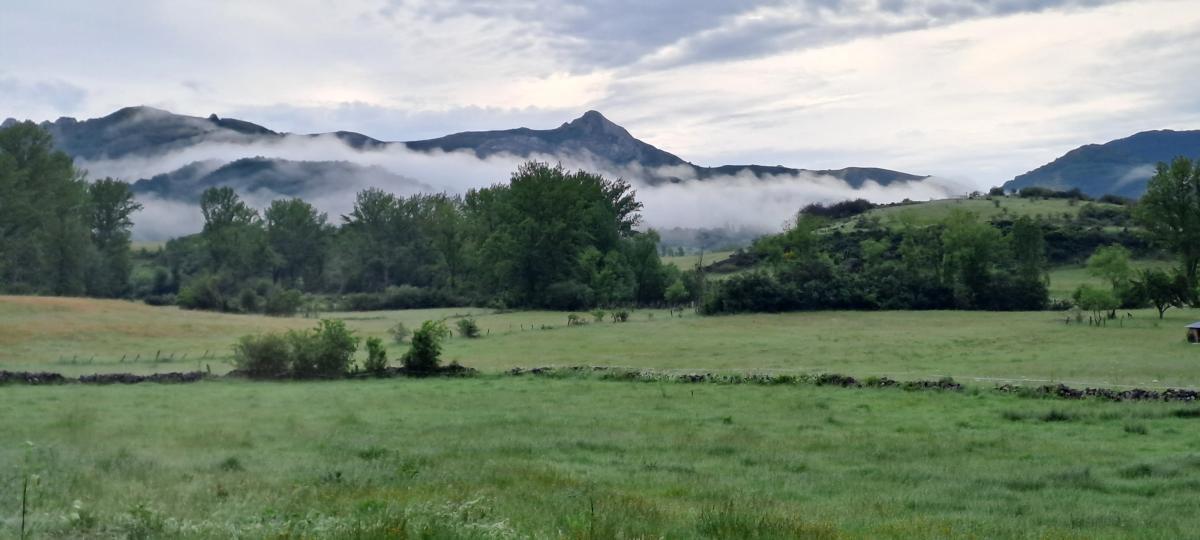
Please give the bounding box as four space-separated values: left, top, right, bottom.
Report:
835 196 1126 231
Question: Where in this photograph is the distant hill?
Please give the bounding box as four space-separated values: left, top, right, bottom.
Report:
131 157 429 202
5 105 929 200
13 106 386 161
407 110 927 187
1003 130 1200 198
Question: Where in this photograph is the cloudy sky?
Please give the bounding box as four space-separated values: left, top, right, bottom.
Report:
3 0 1199 187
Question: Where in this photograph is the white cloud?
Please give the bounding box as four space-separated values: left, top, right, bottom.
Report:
109 135 959 240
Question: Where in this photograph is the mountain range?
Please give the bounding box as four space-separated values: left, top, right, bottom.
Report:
9 105 1188 202
2 106 927 202
1002 130 1200 198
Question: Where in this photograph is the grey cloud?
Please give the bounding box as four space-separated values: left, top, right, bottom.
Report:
638 0 1130 69
383 0 778 68
225 102 580 142
0 75 87 114
383 0 1130 71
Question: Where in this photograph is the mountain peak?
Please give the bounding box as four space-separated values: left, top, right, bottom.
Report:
564 110 630 139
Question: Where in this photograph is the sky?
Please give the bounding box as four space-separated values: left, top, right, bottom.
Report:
3 0 1200 188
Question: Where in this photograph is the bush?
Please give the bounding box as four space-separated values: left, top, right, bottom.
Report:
543 280 594 311
338 286 464 311
238 288 261 313
232 333 290 378
387 322 410 344
237 319 359 379
263 287 303 316
610 309 630 323
456 317 481 338
591 309 606 323
177 275 225 311
362 336 388 375
664 278 689 307
402 320 450 372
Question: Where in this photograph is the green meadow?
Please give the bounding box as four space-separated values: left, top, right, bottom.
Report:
848 197 1123 229
4 287 1200 538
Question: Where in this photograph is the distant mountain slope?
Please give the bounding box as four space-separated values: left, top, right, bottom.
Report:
38 106 280 160
1003 130 1200 198
5 106 928 197
131 157 429 202
406 110 689 170
407 110 927 187
17 106 387 161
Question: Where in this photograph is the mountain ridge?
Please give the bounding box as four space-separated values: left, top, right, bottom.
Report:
1002 129 1200 198
4 106 929 197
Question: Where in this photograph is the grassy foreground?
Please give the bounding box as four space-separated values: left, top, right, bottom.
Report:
5 377 1200 538
4 295 1200 537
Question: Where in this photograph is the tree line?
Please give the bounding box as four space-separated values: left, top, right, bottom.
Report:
703 211 1051 313
6 119 1200 318
0 122 142 298
703 156 1200 315
154 161 694 314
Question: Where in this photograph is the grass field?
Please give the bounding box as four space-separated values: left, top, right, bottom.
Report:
5 295 1200 538
1046 261 1174 300
3 296 1199 387
830 197 1124 232
661 250 736 270
5 378 1200 538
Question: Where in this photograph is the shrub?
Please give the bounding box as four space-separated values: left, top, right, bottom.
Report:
337 286 465 311
456 317 481 338
362 336 388 375
664 278 689 307
285 319 360 378
610 309 630 323
176 275 224 311
567 313 584 326
591 309 606 323
263 287 303 316
387 322 410 344
402 320 450 372
543 280 594 311
232 333 290 378
238 288 261 313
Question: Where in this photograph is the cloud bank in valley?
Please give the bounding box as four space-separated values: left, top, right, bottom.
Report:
84 138 963 240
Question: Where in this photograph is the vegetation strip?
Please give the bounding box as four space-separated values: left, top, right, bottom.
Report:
7 364 1200 403
0 370 206 385
505 366 1200 402
0 365 477 385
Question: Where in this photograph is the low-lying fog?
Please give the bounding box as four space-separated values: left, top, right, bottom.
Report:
76 136 970 241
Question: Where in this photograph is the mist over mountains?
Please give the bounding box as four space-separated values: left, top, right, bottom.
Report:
4 106 958 239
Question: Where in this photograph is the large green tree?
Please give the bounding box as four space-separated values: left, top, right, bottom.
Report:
199 186 265 280
1135 157 1200 291
0 122 91 295
86 178 142 297
464 161 642 307
264 198 328 289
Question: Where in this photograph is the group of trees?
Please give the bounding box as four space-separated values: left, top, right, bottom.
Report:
154 161 691 313
1072 244 1189 320
703 211 1051 313
0 122 141 297
8 117 1200 320
232 317 457 379
1067 156 1200 321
